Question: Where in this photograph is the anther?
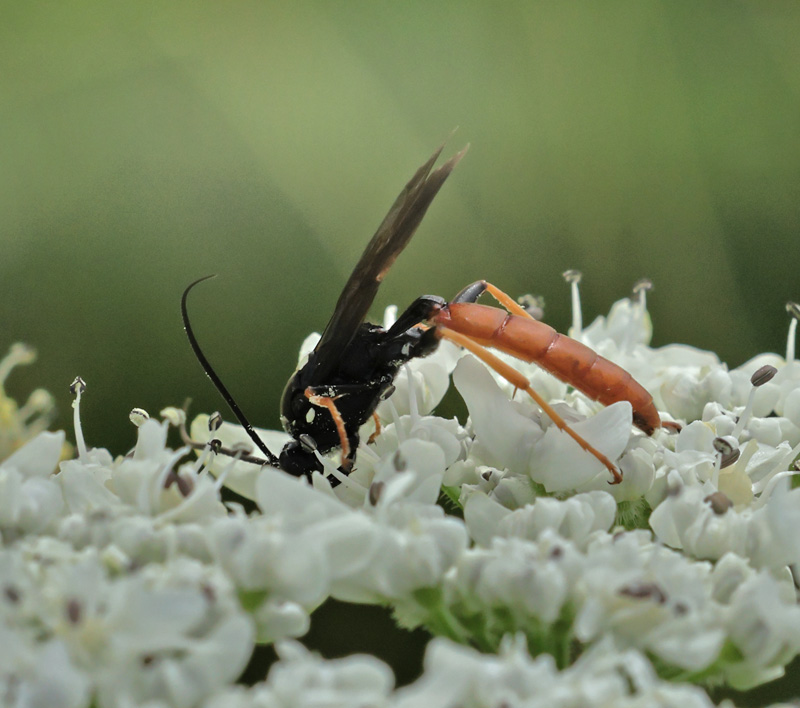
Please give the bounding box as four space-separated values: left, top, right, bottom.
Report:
129 408 150 427
751 365 777 387
619 582 666 604
632 278 653 295
66 599 82 624
393 450 407 472
713 437 740 468
208 412 223 432
704 491 733 515
174 473 193 497
208 438 222 454
379 385 396 401
368 481 385 506
69 376 86 396
24 389 53 413
299 434 317 453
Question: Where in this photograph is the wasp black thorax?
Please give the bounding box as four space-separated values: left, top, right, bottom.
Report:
278 318 440 478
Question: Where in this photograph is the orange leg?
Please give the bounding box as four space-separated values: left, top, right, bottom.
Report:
304 388 352 471
439 328 623 484
481 282 535 319
367 412 382 444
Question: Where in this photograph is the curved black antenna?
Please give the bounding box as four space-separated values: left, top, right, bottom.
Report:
181 275 281 467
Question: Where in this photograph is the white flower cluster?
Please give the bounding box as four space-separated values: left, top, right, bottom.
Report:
2 283 800 707
199 636 735 708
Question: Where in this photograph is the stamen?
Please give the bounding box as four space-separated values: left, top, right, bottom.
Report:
786 302 800 363
129 408 150 427
154 447 192 504
758 469 800 506
18 389 54 421
70 376 88 461
383 397 405 443
405 366 420 423
0 343 36 387
632 278 653 311
732 365 777 439
314 450 366 493
562 270 583 336
159 407 186 428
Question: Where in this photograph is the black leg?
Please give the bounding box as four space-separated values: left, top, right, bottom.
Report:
386 295 446 337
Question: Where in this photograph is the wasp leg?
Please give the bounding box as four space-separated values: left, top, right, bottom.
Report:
386 295 447 337
453 280 533 319
438 327 623 484
302 377 394 471
303 388 353 469
368 412 382 444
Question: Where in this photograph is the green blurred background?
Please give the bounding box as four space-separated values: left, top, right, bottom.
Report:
2 2 799 701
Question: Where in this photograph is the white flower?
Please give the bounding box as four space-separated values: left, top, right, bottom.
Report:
0 431 65 536
0 343 63 461
57 419 227 528
1 538 254 708
573 532 728 671
254 461 467 606
463 489 616 549
0 632 90 708
392 635 719 708
650 479 800 571
724 568 800 689
454 356 633 491
204 640 394 708
204 513 328 642
443 533 577 635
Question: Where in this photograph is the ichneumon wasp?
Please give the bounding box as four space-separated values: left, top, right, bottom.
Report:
182 143 662 485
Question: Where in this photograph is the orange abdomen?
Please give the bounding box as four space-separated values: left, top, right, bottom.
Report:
437 303 660 435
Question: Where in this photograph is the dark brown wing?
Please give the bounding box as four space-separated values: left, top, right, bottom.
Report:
309 142 468 382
